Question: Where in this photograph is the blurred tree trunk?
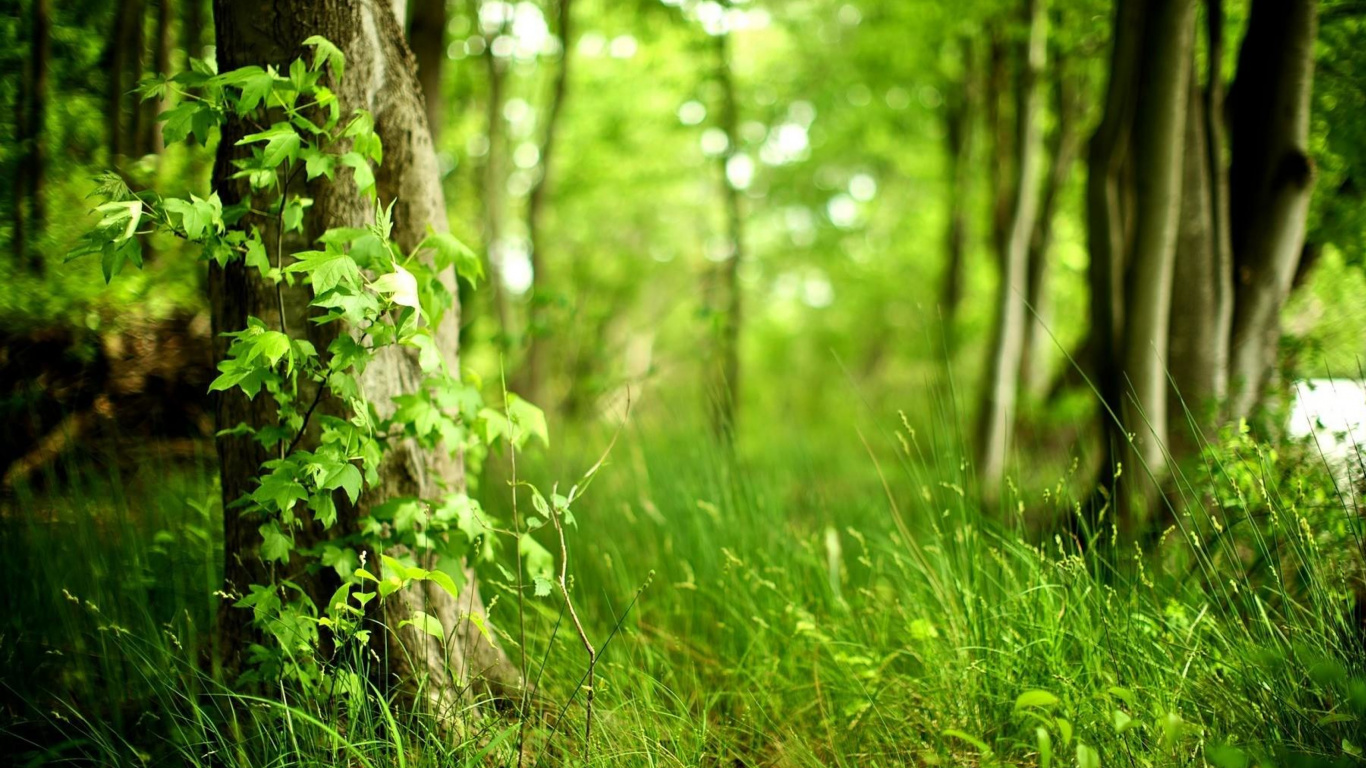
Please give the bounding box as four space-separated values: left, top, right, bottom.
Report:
1115 0 1195 516
976 0 1047 501
1020 51 1081 397
13 0 50 273
107 0 144 159
407 0 446 139
211 0 518 705
1226 0 1318 419
707 21 744 441
986 24 1015 265
183 0 206 59
482 9 512 347
126 0 149 156
1166 32 1232 455
940 36 977 351
138 0 175 155
520 0 574 407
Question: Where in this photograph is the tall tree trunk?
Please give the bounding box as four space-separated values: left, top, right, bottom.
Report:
211 0 517 704
1166 40 1232 455
986 25 1015 265
976 0 1047 500
183 0 206 59
940 36 977 351
481 12 512 346
126 0 149 156
139 0 174 155
707 23 744 441
107 0 143 159
1020 52 1080 397
520 0 574 408
407 0 446 140
1226 0 1318 419
1116 0 1195 514
13 0 50 273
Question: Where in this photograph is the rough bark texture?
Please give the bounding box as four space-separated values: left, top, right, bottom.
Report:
211 0 517 706
976 0 1047 501
520 0 574 407
708 25 744 441
407 0 446 140
1226 0 1318 419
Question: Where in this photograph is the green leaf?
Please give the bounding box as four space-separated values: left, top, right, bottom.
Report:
322 462 363 505
286 248 361 295
303 35 346 81
533 577 553 597
259 522 294 563
399 610 444 641
942 729 992 758
1075 742 1100 768
417 230 485 286
519 533 553 581
340 152 375 198
1015 690 1060 712
426 569 462 599
239 123 302 168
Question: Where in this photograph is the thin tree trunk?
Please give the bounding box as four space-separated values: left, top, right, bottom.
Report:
1226 0 1318 419
127 0 149 156
986 25 1014 265
482 15 512 346
183 0 206 59
521 0 573 407
708 23 744 441
976 0 1047 500
14 0 50 272
940 36 976 350
107 0 142 159
140 0 174 155
407 0 446 140
1117 0 1195 515
1020 53 1079 397
211 0 517 705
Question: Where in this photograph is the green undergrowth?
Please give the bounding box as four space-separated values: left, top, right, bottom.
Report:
1 405 1364 767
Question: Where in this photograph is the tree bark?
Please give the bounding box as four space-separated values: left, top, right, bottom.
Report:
1166 40 1232 454
1226 0 1318 419
520 0 574 407
211 0 517 705
1116 0 1195 513
407 0 446 140
107 0 144 159
976 0 1047 500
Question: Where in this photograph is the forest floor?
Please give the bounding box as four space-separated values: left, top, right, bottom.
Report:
1 408 1363 767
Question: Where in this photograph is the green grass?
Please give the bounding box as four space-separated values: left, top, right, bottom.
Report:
2 401 1364 767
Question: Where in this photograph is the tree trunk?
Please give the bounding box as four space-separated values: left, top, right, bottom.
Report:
183 0 206 59
107 0 143 159
211 0 517 705
986 24 1014 265
1116 0 1195 514
126 0 149 156
13 0 50 273
1226 0 1318 419
940 36 976 351
139 0 174 155
1166 42 1232 455
1020 53 1080 397
407 0 446 140
520 0 574 408
976 0 1047 501
707 23 744 441
481 12 512 346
